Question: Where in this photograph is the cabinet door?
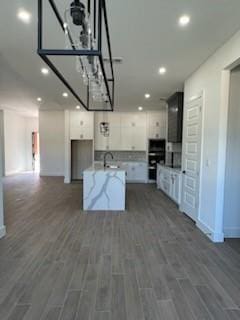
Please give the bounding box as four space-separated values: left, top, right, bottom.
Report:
121 127 132 151
171 173 181 204
135 163 147 182
148 112 166 139
132 127 147 151
70 111 93 128
109 126 121 150
95 132 109 150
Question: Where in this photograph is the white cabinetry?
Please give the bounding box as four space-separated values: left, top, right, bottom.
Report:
147 111 166 139
70 111 94 140
95 112 147 151
121 113 147 151
157 164 182 205
124 162 147 183
94 113 109 150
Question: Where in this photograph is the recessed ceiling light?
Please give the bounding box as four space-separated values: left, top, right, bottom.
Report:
159 67 167 75
37 97 42 102
145 93 151 99
62 92 68 98
41 68 49 75
76 105 80 109
17 9 31 24
138 106 143 111
179 15 190 27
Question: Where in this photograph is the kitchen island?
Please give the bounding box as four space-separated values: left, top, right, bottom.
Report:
83 163 126 211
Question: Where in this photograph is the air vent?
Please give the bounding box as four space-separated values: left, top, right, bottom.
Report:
103 57 123 64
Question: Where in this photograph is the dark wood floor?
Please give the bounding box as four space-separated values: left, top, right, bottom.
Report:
0 174 240 320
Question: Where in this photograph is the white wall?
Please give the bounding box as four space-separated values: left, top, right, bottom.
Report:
184 30 240 242
39 111 65 176
4 110 27 175
223 67 240 237
0 111 6 238
3 110 38 175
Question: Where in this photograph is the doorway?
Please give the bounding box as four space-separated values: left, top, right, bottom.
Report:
180 94 203 222
223 65 240 238
71 140 93 181
32 132 40 173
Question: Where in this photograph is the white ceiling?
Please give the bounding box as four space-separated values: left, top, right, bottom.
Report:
1 0 240 116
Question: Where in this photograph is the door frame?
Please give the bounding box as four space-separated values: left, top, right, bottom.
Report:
180 91 205 222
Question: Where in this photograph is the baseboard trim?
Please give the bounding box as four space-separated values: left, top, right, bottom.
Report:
40 171 64 177
196 219 224 243
224 228 240 238
0 225 6 239
64 178 71 184
5 170 22 176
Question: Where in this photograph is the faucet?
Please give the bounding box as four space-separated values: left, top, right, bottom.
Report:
103 152 114 168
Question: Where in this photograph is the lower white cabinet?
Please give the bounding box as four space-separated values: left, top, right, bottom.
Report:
157 164 182 205
123 162 147 183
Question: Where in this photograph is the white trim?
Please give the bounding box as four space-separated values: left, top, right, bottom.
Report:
40 171 64 177
0 225 6 239
196 219 224 243
5 170 24 176
215 71 231 237
223 228 240 238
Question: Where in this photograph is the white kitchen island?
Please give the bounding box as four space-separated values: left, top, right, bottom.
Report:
83 163 126 211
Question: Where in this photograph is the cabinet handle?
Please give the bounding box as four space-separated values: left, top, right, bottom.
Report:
156 122 159 127
132 122 135 127
156 134 159 138
106 146 109 150
132 146 135 150
80 134 84 139
80 121 84 126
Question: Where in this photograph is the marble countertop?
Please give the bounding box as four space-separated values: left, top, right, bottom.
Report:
157 163 182 173
84 163 127 172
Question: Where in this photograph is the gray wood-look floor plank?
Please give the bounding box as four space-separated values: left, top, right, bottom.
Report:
158 300 179 320
41 306 62 320
92 311 111 320
1 175 240 320
111 274 127 320
6 304 30 320
123 258 144 320
140 288 162 320
59 290 81 320
196 285 231 320
178 278 212 320
95 255 112 312
226 309 240 320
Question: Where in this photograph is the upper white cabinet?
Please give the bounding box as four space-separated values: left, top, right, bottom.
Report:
121 113 147 151
70 111 94 140
95 112 147 151
94 112 110 150
147 111 167 139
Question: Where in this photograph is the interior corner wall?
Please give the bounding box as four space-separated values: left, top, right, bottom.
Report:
223 67 240 238
184 29 240 242
3 110 28 175
39 110 65 176
0 110 6 238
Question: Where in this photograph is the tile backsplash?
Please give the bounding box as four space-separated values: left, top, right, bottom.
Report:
95 151 146 162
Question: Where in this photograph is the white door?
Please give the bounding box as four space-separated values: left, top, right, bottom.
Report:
181 94 203 221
